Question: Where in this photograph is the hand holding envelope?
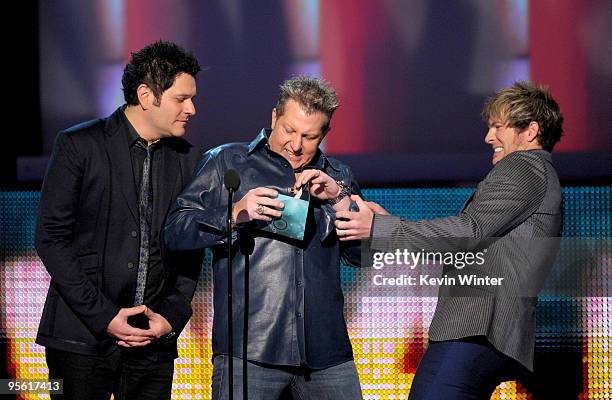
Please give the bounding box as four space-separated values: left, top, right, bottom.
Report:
294 169 342 201
233 187 285 224
237 168 345 241
258 183 310 240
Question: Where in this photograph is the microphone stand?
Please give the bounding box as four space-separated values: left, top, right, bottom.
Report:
224 169 246 400
242 244 249 400
226 186 235 400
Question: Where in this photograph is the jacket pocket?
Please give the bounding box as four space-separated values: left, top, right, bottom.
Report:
77 252 100 286
38 288 59 336
52 294 102 345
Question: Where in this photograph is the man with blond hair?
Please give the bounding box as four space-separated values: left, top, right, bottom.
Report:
335 81 564 399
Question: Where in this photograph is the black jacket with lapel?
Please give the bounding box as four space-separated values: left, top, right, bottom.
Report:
35 107 204 357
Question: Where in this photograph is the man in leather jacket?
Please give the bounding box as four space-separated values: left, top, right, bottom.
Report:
165 76 363 399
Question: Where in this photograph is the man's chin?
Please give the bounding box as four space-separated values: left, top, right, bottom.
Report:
170 130 186 138
492 152 504 165
286 158 304 171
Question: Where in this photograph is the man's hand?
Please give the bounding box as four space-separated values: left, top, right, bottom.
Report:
106 305 155 347
335 195 389 241
233 187 284 224
366 201 390 216
294 169 340 201
142 307 173 340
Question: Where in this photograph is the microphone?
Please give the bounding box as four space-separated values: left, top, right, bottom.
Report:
224 169 240 192
223 169 240 400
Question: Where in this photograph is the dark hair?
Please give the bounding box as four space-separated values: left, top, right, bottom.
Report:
481 81 564 151
122 40 201 106
275 75 340 132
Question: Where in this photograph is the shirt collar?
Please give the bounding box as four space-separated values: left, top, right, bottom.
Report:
247 128 270 154
121 107 162 149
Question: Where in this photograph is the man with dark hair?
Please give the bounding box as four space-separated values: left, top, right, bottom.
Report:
36 40 204 399
335 81 564 399
165 75 364 399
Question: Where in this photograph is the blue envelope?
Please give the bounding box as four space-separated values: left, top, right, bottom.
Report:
258 184 310 240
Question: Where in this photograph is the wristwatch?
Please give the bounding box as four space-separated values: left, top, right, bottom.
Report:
329 180 350 205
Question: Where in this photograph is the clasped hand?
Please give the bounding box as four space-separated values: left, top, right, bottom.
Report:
106 305 173 347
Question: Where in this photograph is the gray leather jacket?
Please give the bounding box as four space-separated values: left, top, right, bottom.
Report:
165 129 362 368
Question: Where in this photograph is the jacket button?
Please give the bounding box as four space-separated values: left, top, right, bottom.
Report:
131 231 137 238
127 262 134 269
295 249 301 255
296 313 302 318
296 280 302 286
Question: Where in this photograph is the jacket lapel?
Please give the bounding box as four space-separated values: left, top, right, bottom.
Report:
104 109 139 223
158 144 181 219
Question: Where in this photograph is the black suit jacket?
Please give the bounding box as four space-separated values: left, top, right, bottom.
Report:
35 107 204 358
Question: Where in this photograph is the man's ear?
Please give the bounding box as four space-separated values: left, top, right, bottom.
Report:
525 121 540 143
136 84 153 109
271 108 277 129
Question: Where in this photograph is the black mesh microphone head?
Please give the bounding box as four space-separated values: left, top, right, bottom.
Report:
224 169 240 191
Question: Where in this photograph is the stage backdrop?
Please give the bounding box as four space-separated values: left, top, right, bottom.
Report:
23 0 612 185
1 187 610 399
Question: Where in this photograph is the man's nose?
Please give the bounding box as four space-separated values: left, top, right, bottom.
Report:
484 128 495 144
290 135 302 152
184 99 196 116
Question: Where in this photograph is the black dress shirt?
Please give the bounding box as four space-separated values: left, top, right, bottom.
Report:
122 112 165 306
